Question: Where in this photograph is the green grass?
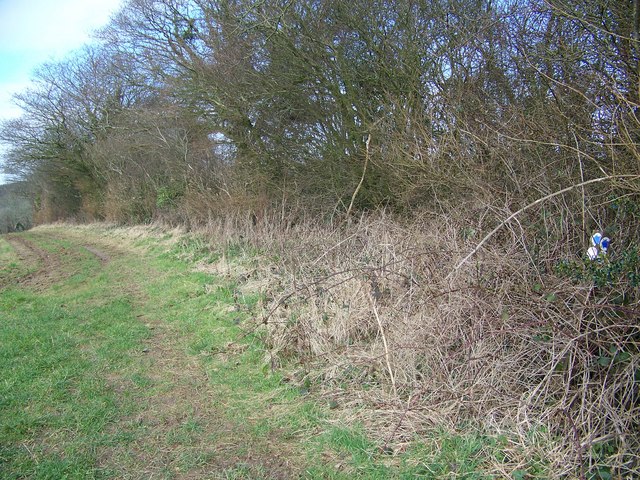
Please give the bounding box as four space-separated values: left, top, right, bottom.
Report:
0 226 516 479
0 281 147 478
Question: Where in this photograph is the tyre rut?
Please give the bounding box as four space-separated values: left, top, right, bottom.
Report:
3 228 300 479
3 234 65 290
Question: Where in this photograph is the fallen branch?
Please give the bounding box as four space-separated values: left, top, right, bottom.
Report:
346 133 372 218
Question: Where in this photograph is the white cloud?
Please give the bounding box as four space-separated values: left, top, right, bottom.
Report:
0 0 124 119
0 0 123 58
0 0 124 183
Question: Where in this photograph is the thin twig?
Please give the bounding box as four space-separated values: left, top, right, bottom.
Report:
369 291 397 397
346 133 371 218
573 131 586 236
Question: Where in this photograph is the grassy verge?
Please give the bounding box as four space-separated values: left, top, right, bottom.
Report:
0 234 147 478
1 226 522 479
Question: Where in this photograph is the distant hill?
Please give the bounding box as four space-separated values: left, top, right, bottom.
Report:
0 181 25 196
0 182 32 234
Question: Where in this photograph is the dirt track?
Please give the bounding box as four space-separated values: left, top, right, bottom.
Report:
1 228 299 479
3 233 112 290
2 235 58 289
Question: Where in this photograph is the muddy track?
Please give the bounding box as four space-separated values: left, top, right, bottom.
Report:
3 235 64 290
2 229 298 478
83 244 111 264
2 233 113 290
100 310 230 478
99 288 296 479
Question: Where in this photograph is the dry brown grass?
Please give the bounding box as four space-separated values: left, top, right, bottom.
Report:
189 205 639 477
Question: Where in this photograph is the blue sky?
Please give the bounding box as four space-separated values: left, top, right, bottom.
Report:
0 0 123 184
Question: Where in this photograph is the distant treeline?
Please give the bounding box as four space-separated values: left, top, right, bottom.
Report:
0 182 32 234
0 0 638 225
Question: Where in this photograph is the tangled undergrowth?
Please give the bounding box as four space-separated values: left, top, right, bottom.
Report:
191 197 639 478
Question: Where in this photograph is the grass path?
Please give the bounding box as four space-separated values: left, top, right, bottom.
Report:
1 225 504 480
0 226 318 479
